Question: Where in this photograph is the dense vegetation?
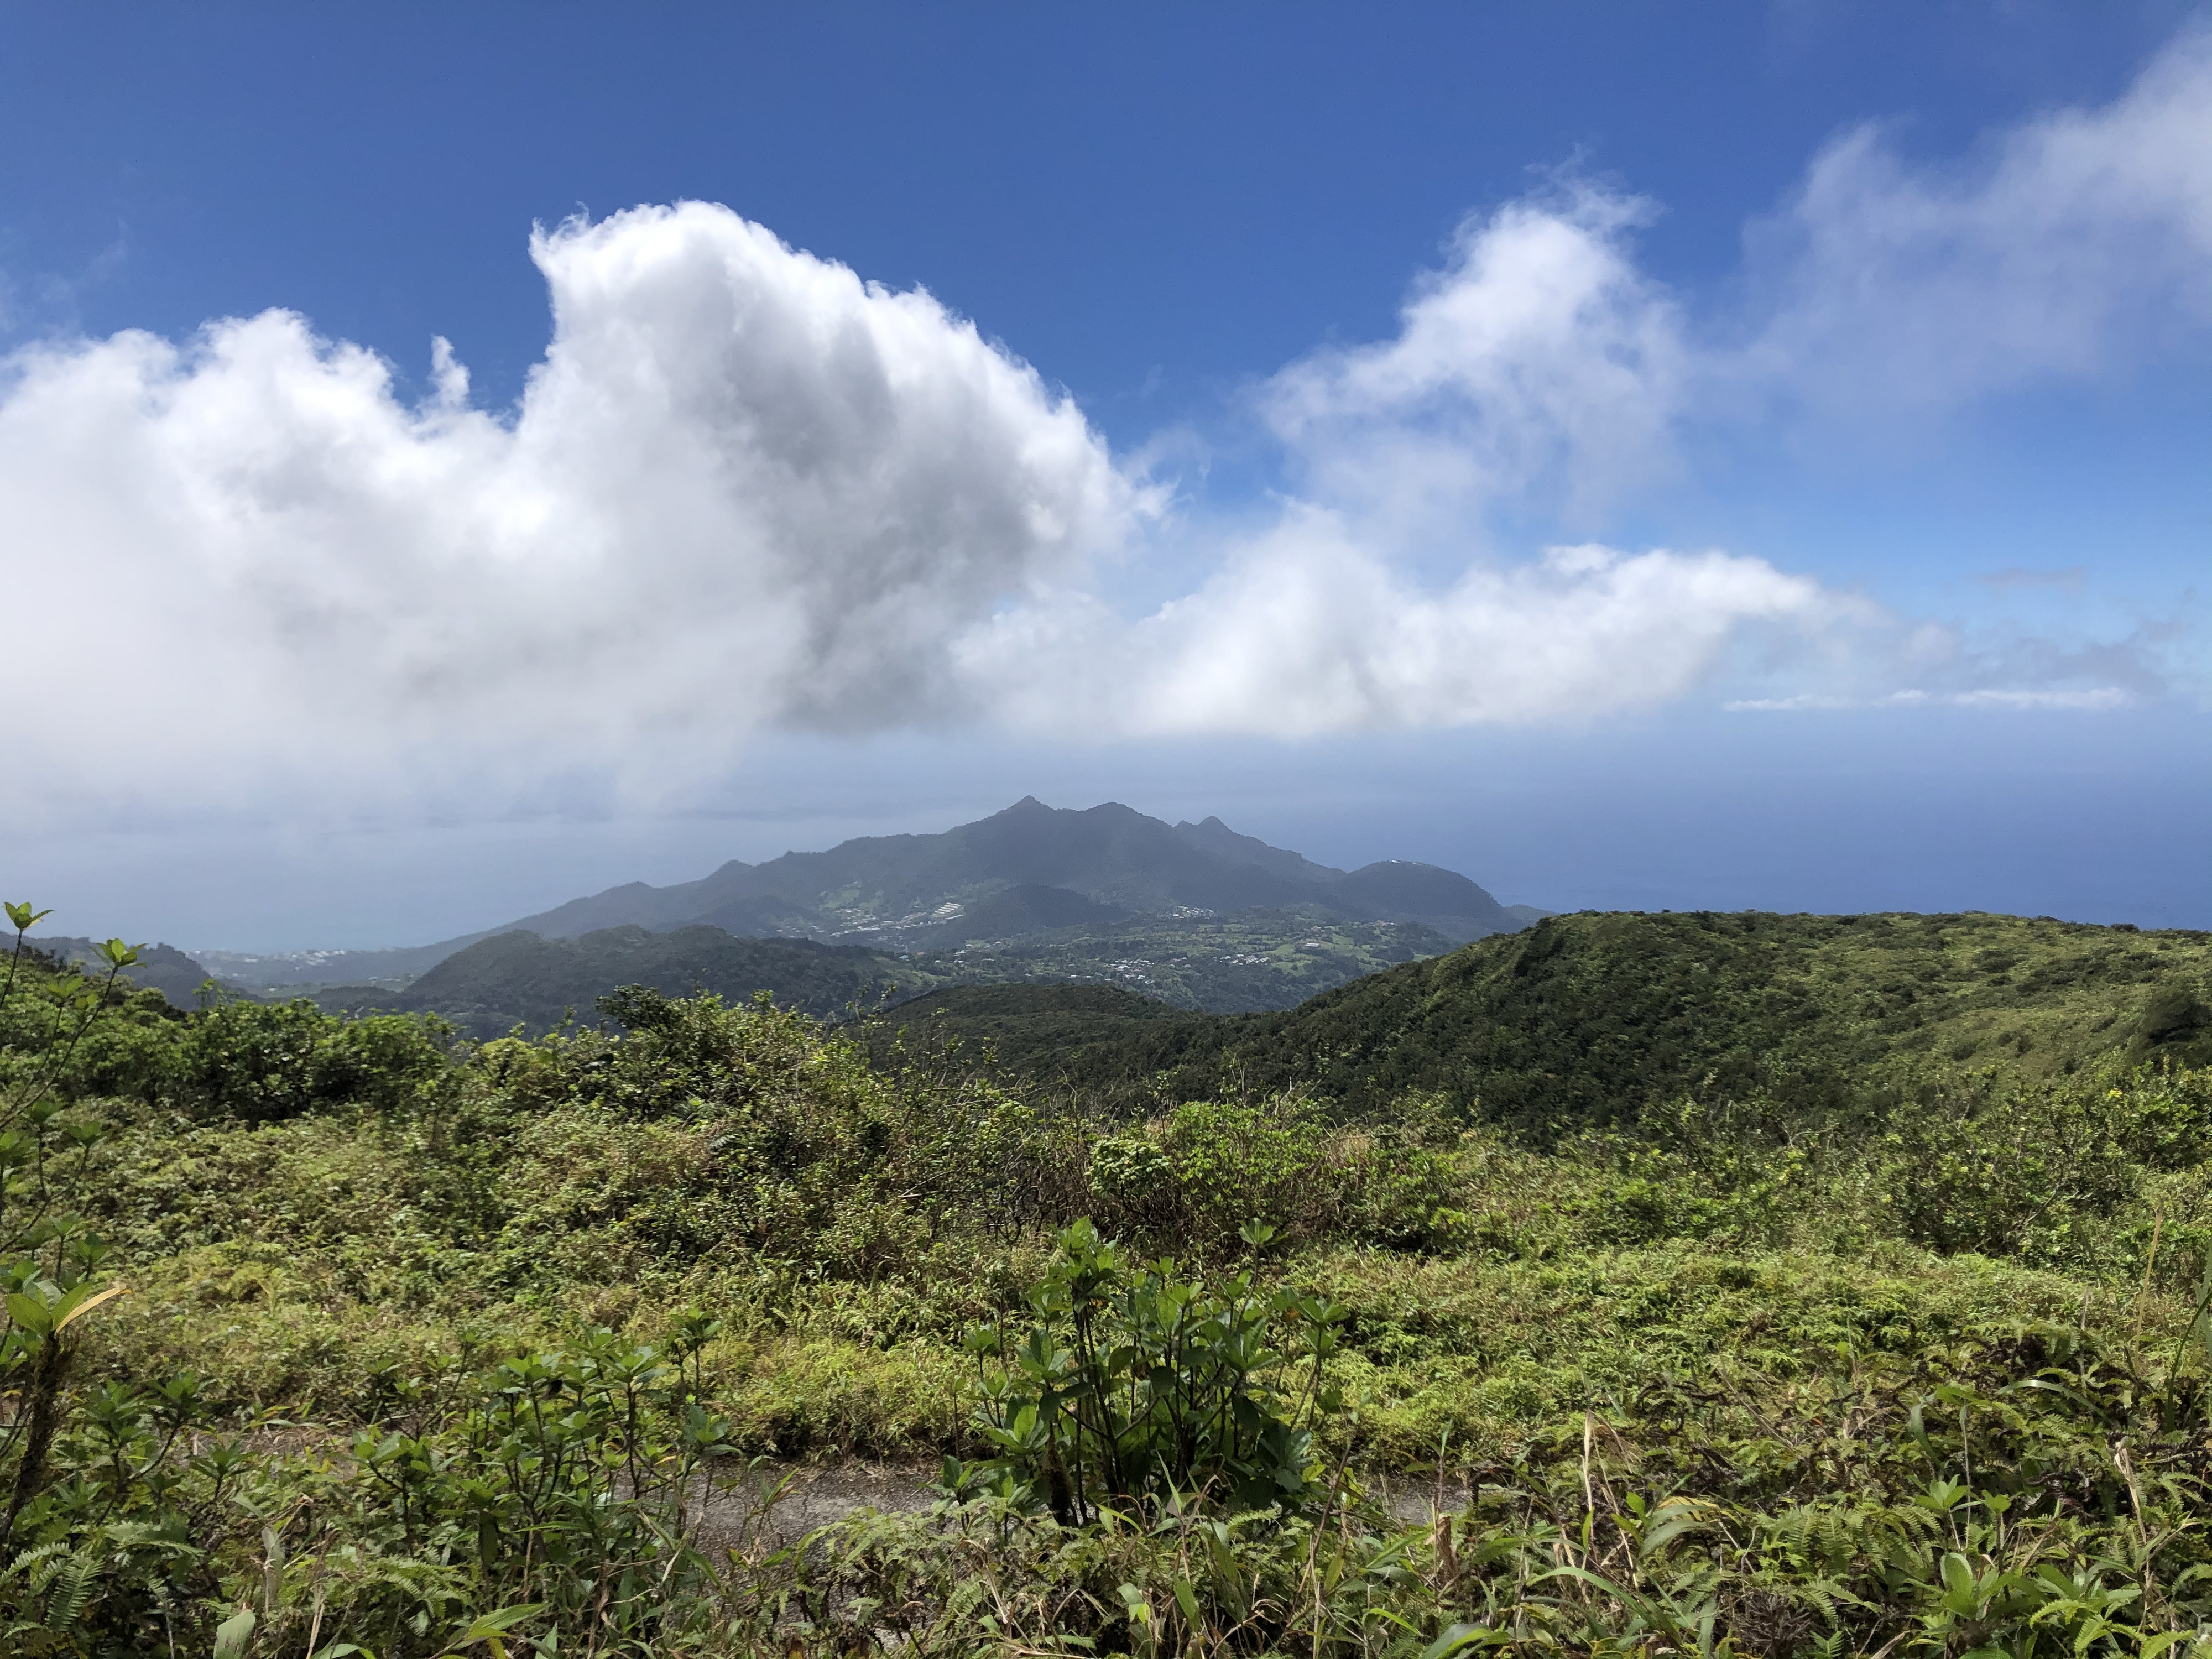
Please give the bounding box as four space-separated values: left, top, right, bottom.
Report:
863 984 1181 1078
6 902 2212 1656
319 925 939 1038
904 905 1457 1015
971 910 2212 1128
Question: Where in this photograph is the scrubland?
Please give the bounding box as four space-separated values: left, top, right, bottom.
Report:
4 913 2212 1656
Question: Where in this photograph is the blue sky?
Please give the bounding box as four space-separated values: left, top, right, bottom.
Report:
3 2 2208 947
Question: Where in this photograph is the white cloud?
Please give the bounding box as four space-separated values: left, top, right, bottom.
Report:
9 25 2212 818
1945 688 2132 712
1740 24 2212 411
975 522 1834 737
1262 182 1685 526
0 204 1137 807
1728 687 2131 713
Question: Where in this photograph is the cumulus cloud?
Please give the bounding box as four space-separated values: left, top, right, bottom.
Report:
1262 182 1686 525
974 522 1834 736
1 204 1135 804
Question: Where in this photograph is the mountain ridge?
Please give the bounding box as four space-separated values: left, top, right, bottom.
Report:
202 799 1543 989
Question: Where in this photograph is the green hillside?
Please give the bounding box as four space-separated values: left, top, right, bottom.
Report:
868 982 1180 1076
943 909 2212 1127
10 910 2212 1655
302 905 1459 1033
326 924 939 1036
899 903 1454 1013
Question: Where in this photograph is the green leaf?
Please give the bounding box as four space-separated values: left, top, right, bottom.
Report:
452 1604 547 1642
1172 1577 1201 1627
1421 1624 1506 1659
6 1292 53 1338
214 1608 257 1659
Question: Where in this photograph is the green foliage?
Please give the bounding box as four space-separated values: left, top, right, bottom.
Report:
1022 909 2212 1131
13 895 2212 1653
0 1317 801 1655
900 904 1461 1015
1085 1095 1466 1255
0 905 148 1645
2135 980 2212 1063
161 997 453 1122
1870 1065 2211 1260
859 983 1180 1083
952 1218 1347 1522
376 923 936 1038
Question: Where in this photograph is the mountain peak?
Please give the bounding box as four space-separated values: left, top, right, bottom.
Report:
234 800 1530 990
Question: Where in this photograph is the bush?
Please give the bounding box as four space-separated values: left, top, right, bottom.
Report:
953 1218 1348 1522
162 999 451 1122
1874 1065 2209 1264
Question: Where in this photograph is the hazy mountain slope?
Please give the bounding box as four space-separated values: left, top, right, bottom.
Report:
196 798 1540 990
27 937 225 1007
1329 860 1513 941
912 883 1128 945
192 936 495 991
367 925 933 1037
970 911 2212 1130
870 983 1179 1077
484 797 1523 945
498 860 773 940
724 798 1316 921
1170 815 1344 884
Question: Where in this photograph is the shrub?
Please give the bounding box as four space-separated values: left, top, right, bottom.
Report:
162 998 451 1122
952 1218 1347 1522
1872 1066 2203 1263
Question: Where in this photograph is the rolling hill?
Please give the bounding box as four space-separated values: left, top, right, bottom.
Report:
25 936 231 1008
315 902 1463 1034
317 925 936 1037
891 909 2212 1130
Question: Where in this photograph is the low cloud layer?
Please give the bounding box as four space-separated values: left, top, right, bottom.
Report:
972 526 1835 737
7 28 2208 816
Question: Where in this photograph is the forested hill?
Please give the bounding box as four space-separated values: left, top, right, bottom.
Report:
911 910 2212 1128
321 926 932 1037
